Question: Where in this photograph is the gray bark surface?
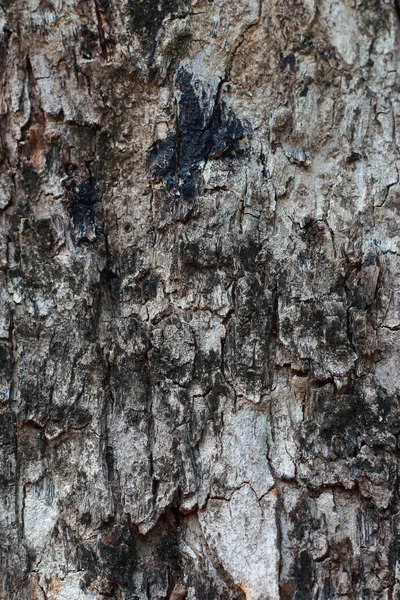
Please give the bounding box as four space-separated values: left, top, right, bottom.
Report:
1 0 400 598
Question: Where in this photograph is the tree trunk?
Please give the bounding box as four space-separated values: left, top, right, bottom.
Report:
1 0 400 598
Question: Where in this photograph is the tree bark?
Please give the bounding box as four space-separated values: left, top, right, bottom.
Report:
1 0 400 598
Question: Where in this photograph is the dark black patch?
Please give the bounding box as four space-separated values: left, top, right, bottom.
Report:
224 272 273 392
64 173 100 243
388 529 400 584
300 84 309 97
35 218 54 251
346 254 379 309
140 275 159 301
156 529 181 573
178 171 198 203
258 150 269 178
80 26 99 60
45 141 61 175
72 203 96 240
74 541 97 572
207 104 244 160
316 388 359 457
21 162 41 196
77 175 100 205
98 521 137 589
324 316 344 348
128 0 191 54
100 263 119 285
300 217 325 249
0 341 11 382
176 68 244 167
322 578 331 600
289 497 321 542
149 133 177 183
0 26 11 78
178 238 217 270
301 374 400 458
204 375 228 425
239 240 261 272
48 404 93 433
0 410 15 446
347 151 362 162
79 512 91 525
149 68 245 209
395 0 400 23
294 550 313 600
111 354 150 412
280 53 296 70
299 303 325 338
193 349 220 385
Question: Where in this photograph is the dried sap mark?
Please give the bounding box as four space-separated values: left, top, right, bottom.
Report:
148 67 245 226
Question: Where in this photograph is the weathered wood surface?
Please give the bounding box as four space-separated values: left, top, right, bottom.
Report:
1 0 400 598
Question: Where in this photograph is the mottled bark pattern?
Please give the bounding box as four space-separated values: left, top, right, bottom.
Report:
0 0 400 599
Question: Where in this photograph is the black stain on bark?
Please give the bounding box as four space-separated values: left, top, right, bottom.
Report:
294 550 313 600
128 0 191 55
149 68 245 210
280 53 296 70
64 171 100 243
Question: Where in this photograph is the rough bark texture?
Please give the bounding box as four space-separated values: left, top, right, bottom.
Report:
1 0 400 598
